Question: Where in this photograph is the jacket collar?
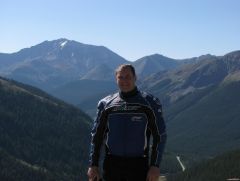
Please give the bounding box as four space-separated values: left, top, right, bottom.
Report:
119 87 139 99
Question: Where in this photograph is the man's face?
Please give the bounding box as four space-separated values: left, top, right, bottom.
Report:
116 67 136 92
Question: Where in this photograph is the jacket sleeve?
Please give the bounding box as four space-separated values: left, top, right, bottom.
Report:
89 101 107 166
148 96 167 167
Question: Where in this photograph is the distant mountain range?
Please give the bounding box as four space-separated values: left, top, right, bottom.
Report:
51 79 117 105
133 54 180 78
141 51 240 157
0 38 199 93
0 38 128 91
141 51 240 105
0 38 197 114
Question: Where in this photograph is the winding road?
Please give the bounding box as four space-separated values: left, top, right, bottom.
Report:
176 155 186 172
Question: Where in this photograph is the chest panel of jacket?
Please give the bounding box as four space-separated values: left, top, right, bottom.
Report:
106 112 148 156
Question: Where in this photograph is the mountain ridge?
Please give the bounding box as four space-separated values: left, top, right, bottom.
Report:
0 38 128 91
0 76 92 180
133 53 180 78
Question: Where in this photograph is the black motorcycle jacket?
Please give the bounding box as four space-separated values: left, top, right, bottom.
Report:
89 87 167 167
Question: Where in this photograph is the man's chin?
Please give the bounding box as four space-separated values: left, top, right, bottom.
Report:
120 87 133 93
120 88 129 92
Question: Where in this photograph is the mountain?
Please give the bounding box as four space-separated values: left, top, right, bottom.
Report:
167 149 240 181
0 38 128 91
0 76 92 180
51 79 117 105
141 51 240 157
166 81 240 156
81 63 115 81
0 148 60 181
132 54 217 79
179 54 217 65
141 51 240 105
133 54 180 78
0 39 199 114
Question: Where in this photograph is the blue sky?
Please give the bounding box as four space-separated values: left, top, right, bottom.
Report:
1 0 240 61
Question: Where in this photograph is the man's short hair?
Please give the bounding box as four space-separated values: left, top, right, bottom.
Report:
115 64 136 77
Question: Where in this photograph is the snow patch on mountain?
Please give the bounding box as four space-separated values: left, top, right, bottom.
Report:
60 41 68 49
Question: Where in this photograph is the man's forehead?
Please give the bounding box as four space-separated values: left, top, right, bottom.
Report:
117 67 132 73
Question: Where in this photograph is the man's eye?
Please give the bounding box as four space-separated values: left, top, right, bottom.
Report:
118 75 132 80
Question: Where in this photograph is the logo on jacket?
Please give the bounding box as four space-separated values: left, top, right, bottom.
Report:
112 104 141 112
131 116 143 122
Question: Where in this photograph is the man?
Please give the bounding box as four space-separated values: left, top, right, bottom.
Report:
87 64 167 181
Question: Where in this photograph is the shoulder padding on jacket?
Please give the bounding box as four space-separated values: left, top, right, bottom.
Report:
140 91 162 106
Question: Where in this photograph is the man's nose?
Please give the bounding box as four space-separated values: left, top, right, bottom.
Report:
121 77 130 81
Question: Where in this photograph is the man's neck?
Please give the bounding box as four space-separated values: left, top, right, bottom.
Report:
119 87 138 99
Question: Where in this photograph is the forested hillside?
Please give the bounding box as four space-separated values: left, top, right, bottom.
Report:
167 149 240 181
0 77 92 180
0 149 61 181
